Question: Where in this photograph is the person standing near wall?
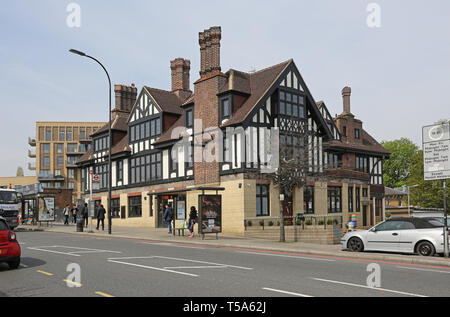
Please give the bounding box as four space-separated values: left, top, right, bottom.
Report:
188 206 198 238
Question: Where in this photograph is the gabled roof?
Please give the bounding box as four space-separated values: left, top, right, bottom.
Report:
143 87 184 115
77 135 131 165
325 128 390 156
221 60 292 127
77 148 94 164
91 110 129 137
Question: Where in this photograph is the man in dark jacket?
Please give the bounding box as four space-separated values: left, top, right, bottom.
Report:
83 203 89 228
96 204 106 231
163 204 173 234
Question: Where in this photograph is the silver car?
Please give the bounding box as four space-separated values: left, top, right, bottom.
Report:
341 217 448 257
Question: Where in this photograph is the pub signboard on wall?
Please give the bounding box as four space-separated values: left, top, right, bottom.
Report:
198 195 222 238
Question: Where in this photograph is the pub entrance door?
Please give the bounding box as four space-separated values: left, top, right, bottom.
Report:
157 195 175 228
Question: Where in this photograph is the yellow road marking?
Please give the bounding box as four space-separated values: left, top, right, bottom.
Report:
95 291 114 297
64 279 83 287
36 270 54 276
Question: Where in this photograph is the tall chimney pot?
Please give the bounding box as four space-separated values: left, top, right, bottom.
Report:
342 86 352 114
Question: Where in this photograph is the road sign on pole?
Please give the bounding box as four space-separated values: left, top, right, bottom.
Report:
423 122 449 258
422 123 450 181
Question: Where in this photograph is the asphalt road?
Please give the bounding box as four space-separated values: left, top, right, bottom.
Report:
1 230 450 298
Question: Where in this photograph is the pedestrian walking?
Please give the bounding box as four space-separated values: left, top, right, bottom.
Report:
188 206 198 238
81 203 89 228
71 207 77 224
96 204 106 231
63 204 70 225
163 204 173 234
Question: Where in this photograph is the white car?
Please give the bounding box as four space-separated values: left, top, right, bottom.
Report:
341 217 448 257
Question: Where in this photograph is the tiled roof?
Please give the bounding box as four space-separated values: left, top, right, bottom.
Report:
325 129 390 156
77 148 94 164
144 87 184 115
90 111 129 137
221 60 292 127
153 112 186 145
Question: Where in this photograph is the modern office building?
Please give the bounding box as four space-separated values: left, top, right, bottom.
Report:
28 121 105 203
77 26 389 235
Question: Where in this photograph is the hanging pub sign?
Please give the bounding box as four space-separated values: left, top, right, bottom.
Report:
198 195 222 235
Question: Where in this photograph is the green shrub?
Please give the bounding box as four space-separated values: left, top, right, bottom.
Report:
327 219 334 226
305 219 312 225
268 221 274 226
277 221 280 226
295 220 302 226
318 220 324 225
247 220 252 227
259 220 265 227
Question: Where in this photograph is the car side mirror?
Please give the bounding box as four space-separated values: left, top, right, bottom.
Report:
370 227 377 232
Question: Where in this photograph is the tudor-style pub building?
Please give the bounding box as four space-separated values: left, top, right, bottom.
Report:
77 26 389 235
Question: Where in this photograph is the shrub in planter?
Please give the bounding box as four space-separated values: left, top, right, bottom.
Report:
268 221 274 226
305 219 312 225
295 220 302 226
318 220 325 225
247 220 252 227
259 220 265 227
327 219 334 226
277 221 280 226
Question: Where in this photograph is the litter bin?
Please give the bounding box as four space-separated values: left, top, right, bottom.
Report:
76 217 84 232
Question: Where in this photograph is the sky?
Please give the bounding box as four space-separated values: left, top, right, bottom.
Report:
1 0 449 177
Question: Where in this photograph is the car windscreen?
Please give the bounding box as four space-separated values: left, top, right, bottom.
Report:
0 220 9 231
0 191 18 204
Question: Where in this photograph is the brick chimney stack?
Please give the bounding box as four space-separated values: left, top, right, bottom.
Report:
342 86 352 114
114 84 137 113
199 26 222 78
170 58 192 101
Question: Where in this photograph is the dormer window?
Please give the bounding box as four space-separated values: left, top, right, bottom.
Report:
355 128 360 139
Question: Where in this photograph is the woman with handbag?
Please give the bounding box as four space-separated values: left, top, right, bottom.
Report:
188 206 198 238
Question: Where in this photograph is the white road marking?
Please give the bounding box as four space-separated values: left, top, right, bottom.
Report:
140 242 204 249
396 266 450 274
237 251 336 262
53 245 122 254
108 259 198 277
28 247 81 257
312 278 428 297
27 245 121 256
164 266 228 269
262 287 313 297
155 256 253 270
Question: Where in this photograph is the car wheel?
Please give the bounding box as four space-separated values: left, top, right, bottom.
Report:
8 258 20 270
347 237 364 252
416 241 435 257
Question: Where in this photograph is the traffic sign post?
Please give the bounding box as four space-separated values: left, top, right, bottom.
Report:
423 122 449 258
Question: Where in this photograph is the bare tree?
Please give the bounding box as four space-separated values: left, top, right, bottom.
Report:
270 124 331 242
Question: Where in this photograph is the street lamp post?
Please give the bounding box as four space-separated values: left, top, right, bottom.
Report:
69 49 112 235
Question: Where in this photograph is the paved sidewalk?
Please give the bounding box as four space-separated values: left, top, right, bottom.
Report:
17 222 450 268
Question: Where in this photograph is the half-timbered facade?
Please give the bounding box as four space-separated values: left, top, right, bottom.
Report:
77 26 389 234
